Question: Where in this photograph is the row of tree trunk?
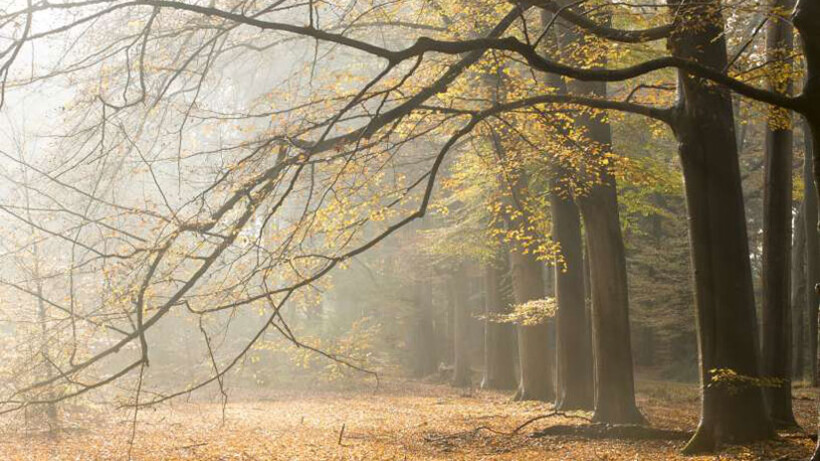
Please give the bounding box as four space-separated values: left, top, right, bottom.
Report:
409 0 820 455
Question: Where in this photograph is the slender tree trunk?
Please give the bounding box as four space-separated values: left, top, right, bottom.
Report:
505 170 554 401
23 183 57 429
34 254 57 427
481 250 518 390
509 247 554 401
760 0 796 427
410 277 438 378
551 180 594 410
792 204 806 381
583 238 591 302
668 1 773 453
451 266 472 387
445 279 455 368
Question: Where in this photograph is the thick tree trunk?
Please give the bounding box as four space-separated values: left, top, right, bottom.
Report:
410 277 438 378
552 10 642 424
569 80 642 423
551 181 594 410
793 2 820 408
792 205 806 381
451 266 472 387
481 252 518 390
794 0 820 202
669 1 773 453
808 123 820 461
805 128 820 387
576 176 643 424
760 0 796 427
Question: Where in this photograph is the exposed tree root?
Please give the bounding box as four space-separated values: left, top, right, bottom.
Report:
531 423 692 441
512 411 593 434
424 412 693 447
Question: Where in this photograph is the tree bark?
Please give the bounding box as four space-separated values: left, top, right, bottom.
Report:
807 123 820 460
793 16 820 450
506 170 554 401
760 0 797 427
570 85 642 423
576 175 643 424
792 204 806 381
668 1 773 453
481 251 518 390
510 246 554 401
805 125 820 387
451 265 472 387
551 10 642 425
551 181 594 410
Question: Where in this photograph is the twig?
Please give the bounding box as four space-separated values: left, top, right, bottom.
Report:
176 442 208 450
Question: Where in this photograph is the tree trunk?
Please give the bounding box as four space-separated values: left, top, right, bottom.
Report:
793 205 807 380
576 177 643 424
509 246 554 401
793 0 820 395
760 0 796 427
551 181 594 410
410 277 438 378
668 1 773 453
451 266 472 387
501 164 554 401
551 9 642 424
805 125 820 387
481 251 518 390
445 279 455 368
569 81 642 423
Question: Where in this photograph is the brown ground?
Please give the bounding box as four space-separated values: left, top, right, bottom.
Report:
1 379 816 460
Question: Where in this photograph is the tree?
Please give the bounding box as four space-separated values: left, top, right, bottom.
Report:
410 272 438 378
481 248 518 390
450 264 472 387
550 178 593 410
507 171 554 402
760 0 797 427
550 12 641 422
805 123 820 387
667 0 773 449
792 202 806 381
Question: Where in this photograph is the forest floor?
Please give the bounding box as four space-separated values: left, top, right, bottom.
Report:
1 379 817 460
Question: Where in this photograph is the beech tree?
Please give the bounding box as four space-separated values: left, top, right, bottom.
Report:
760 0 797 428
550 176 593 410
481 247 518 390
